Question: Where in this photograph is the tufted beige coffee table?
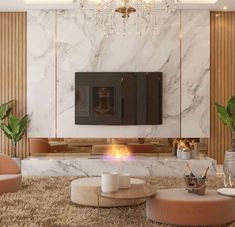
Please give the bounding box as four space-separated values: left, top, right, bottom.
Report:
146 188 235 226
71 177 146 207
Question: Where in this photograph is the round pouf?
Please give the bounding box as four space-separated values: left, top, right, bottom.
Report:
71 177 145 207
146 188 235 226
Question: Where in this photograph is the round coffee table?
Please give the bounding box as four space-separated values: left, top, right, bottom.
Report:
146 188 235 226
71 177 146 207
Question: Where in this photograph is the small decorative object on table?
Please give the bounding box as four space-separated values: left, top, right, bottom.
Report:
101 172 119 193
181 148 191 160
175 139 197 160
184 164 209 195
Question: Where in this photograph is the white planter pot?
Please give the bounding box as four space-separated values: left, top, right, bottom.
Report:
101 172 119 193
177 149 181 159
181 151 191 160
119 173 131 189
224 151 235 178
191 150 198 159
12 157 21 170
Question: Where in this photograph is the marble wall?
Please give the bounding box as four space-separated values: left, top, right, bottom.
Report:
27 11 56 137
27 9 210 138
181 10 210 137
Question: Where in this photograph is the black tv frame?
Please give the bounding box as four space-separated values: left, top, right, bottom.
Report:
75 72 162 125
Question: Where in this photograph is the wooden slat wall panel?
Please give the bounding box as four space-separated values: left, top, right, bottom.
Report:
0 12 28 158
209 12 235 164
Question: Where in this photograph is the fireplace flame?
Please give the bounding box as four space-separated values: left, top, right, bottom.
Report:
104 145 131 160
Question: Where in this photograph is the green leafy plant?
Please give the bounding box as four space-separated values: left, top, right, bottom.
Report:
0 100 13 123
215 96 235 132
215 95 235 151
0 114 29 157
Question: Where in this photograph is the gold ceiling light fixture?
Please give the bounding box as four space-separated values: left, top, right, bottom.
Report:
80 0 180 34
23 0 218 34
80 0 218 34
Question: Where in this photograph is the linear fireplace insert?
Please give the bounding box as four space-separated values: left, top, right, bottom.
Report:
75 72 162 125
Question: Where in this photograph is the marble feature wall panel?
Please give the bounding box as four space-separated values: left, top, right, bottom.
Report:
181 10 210 137
27 11 56 137
27 9 210 138
56 10 180 138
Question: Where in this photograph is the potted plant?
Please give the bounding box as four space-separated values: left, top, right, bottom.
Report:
215 95 235 176
0 101 29 168
0 100 12 123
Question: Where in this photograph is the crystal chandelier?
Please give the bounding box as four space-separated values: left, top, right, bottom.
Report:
79 0 180 34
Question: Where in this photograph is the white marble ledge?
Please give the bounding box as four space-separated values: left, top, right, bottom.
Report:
22 156 217 177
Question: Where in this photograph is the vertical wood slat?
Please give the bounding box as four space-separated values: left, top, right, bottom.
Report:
0 12 28 158
209 12 235 164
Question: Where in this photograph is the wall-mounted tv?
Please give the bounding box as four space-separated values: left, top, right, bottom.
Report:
75 72 162 125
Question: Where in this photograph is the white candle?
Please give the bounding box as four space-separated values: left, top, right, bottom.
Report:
119 173 131 189
101 172 119 193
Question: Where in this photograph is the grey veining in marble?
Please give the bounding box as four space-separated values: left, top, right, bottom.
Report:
27 10 56 137
181 10 210 137
27 9 210 138
56 9 181 138
22 155 217 177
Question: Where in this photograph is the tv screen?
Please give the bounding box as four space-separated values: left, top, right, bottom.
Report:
75 72 162 125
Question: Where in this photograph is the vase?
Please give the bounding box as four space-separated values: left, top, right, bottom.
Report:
12 157 21 169
224 151 235 178
181 150 191 160
176 149 181 159
232 131 235 152
101 172 119 193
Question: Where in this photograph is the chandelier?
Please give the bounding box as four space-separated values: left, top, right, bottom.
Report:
79 0 180 34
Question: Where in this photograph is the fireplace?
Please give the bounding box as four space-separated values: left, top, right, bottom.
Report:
75 72 162 125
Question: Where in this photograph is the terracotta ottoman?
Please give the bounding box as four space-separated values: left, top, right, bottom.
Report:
146 188 235 226
0 174 22 195
71 177 145 207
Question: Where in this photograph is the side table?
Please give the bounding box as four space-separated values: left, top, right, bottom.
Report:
146 188 235 226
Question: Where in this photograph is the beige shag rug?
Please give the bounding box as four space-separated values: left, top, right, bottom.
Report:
0 176 234 227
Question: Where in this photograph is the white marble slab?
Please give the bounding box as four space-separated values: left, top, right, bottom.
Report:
56 9 181 138
22 155 217 177
27 9 210 138
27 10 56 137
181 10 210 137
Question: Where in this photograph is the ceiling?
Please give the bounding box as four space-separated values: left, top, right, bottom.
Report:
0 0 235 11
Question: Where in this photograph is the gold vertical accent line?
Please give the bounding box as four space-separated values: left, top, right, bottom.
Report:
55 10 58 138
179 10 182 138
